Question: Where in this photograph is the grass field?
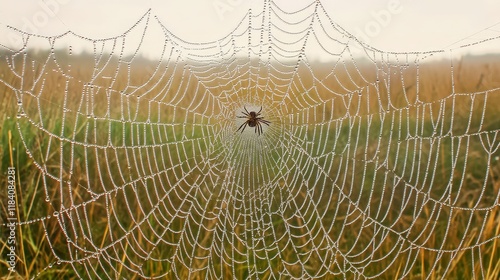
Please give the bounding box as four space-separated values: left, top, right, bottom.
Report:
1 50 500 279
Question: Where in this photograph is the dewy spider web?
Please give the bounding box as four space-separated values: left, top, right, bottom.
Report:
1 1 500 279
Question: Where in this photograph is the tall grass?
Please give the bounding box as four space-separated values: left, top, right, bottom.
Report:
0 50 499 279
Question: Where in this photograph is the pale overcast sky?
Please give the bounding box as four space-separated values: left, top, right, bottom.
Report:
0 0 499 55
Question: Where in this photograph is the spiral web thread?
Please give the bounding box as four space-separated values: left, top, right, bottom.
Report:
1 1 500 279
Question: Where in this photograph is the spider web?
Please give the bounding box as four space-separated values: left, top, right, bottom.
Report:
1 1 500 279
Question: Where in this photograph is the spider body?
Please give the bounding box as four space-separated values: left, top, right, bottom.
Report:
236 106 270 135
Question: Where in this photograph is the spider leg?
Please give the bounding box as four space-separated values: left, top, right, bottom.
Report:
257 106 262 115
243 106 250 115
255 118 270 126
239 111 250 117
237 115 248 118
236 121 248 133
255 124 259 135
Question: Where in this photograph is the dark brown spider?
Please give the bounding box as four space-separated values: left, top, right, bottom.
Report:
236 106 270 136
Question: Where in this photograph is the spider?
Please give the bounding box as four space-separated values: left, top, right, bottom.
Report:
236 106 270 136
